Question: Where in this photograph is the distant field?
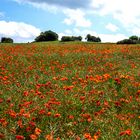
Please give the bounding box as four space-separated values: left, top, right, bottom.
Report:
0 42 140 139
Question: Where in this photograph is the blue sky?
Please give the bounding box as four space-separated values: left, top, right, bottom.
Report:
0 0 140 42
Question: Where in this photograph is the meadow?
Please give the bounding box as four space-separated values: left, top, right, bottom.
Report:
0 42 140 140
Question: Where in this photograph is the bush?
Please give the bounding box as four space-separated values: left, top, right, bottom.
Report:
72 36 82 41
85 34 101 42
1 37 13 43
117 39 137 44
61 36 82 42
35 30 58 42
61 36 73 42
129 35 139 41
117 35 140 44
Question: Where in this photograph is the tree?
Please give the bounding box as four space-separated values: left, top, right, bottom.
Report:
96 37 101 42
129 35 139 41
1 37 13 43
72 36 82 41
117 39 136 44
116 35 140 44
61 36 82 42
61 36 73 42
35 30 58 42
85 34 101 42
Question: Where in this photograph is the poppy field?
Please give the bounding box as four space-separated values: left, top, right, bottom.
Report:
0 43 140 139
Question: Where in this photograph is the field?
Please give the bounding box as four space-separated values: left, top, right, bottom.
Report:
0 42 140 140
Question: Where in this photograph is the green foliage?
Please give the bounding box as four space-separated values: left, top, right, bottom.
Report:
117 39 137 44
85 34 101 42
117 35 140 44
1 37 14 43
35 30 58 42
61 36 82 42
129 35 139 41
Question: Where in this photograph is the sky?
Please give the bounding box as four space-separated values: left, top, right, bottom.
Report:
0 0 140 42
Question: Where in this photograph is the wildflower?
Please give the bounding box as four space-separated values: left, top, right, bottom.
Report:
56 137 61 140
26 126 31 132
6 97 11 103
120 129 132 136
9 110 16 118
53 77 58 80
45 134 53 140
0 133 5 139
30 134 37 140
39 109 46 115
29 121 36 127
103 73 111 80
63 85 74 91
114 101 121 107
137 90 140 95
68 115 74 119
84 133 92 139
0 98 3 103
75 136 81 140
87 117 92 122
104 100 109 107
35 127 42 135
60 77 68 81
23 91 29 96
73 121 77 125
93 130 101 140
80 96 85 101
17 120 23 128
23 112 30 118
16 135 24 140
96 100 101 106
0 118 8 127
47 112 51 116
54 113 61 118
93 135 98 140
18 109 25 116
114 78 121 84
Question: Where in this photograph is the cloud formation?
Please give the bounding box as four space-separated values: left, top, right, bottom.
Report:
105 23 119 32
63 9 92 27
14 0 140 31
0 21 41 42
9 0 140 42
92 0 140 28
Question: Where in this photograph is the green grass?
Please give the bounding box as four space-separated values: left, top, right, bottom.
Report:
0 43 140 140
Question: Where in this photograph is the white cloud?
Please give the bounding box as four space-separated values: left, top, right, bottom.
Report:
65 29 72 34
58 33 66 40
13 0 140 34
99 34 127 42
59 28 127 42
91 0 140 31
0 21 41 42
13 0 92 28
63 9 92 27
131 27 140 36
105 23 119 32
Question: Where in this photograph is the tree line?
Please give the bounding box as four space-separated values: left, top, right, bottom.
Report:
0 30 140 44
117 36 140 44
34 30 101 43
0 30 101 43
